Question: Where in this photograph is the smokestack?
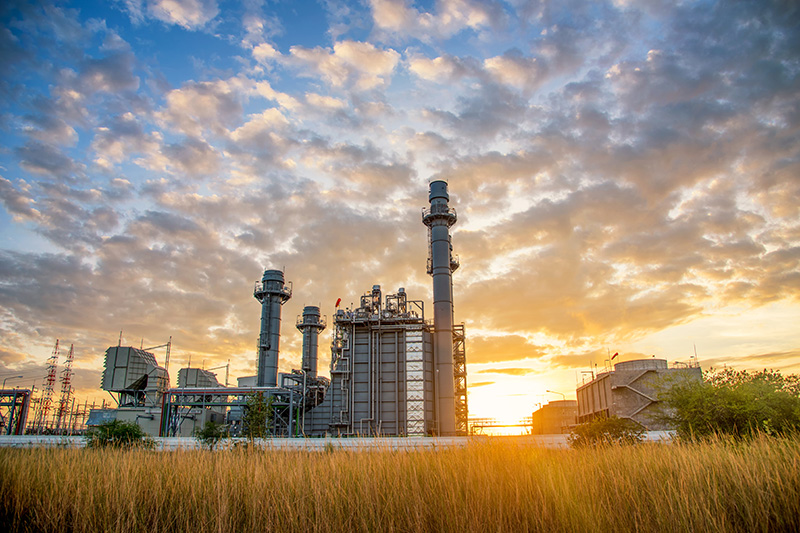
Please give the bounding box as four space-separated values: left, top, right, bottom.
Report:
423 180 457 436
296 305 326 379
254 269 292 387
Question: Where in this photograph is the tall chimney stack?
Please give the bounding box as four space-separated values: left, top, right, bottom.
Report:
254 269 292 387
423 180 458 436
296 305 325 379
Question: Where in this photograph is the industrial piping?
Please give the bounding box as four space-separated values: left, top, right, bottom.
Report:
423 180 458 436
296 305 325 379
254 269 292 387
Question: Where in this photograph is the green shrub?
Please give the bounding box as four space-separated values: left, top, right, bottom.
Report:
241 392 273 440
660 368 800 440
85 420 153 449
568 415 645 448
194 420 228 451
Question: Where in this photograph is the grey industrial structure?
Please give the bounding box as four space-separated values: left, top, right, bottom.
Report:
530 400 578 435
88 180 468 437
576 358 701 430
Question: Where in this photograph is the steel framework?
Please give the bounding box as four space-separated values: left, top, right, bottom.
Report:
453 323 468 435
159 386 304 437
0 389 31 435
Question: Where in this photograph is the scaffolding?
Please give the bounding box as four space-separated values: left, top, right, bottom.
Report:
453 323 468 435
159 386 305 437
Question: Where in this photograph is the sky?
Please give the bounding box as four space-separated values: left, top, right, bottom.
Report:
0 0 798 427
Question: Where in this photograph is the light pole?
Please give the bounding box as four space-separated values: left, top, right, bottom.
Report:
2 375 24 389
546 389 566 401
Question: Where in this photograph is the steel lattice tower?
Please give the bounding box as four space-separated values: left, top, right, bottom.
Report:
55 344 74 432
37 339 60 431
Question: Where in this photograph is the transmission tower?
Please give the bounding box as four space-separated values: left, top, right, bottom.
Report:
36 339 60 432
55 344 74 433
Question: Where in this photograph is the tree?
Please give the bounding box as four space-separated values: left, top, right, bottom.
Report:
85 420 153 449
568 415 645 448
659 368 800 439
241 392 272 440
194 420 228 451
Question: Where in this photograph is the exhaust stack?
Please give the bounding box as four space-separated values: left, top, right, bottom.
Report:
422 180 458 436
254 269 292 387
296 305 326 379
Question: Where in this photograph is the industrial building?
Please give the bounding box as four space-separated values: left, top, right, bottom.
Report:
87 346 223 436
530 400 578 435
576 358 701 430
178 368 222 388
304 286 436 436
88 180 469 438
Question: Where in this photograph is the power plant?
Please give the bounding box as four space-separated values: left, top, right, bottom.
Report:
0 181 708 440
86 180 469 437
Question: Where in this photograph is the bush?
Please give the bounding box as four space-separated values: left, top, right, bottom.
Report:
568 415 645 448
194 420 228 451
241 392 273 440
660 368 800 440
85 420 153 449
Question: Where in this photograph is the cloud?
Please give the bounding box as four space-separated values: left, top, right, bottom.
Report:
407 54 476 83
252 42 280 64
270 40 400 91
15 141 85 181
125 0 219 30
484 50 544 92
79 51 140 93
477 367 533 376
0 177 41 222
466 334 546 364
369 0 506 41
286 40 400 90
91 112 159 167
156 78 246 137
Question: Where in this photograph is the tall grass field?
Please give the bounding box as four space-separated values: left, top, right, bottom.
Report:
1 437 798 532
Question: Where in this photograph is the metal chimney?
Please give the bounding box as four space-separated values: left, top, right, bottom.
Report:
422 180 458 436
296 305 326 379
254 269 292 387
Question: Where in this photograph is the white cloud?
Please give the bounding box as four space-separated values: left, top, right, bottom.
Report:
254 81 301 111
156 78 245 137
288 40 400 90
484 53 543 91
252 42 280 64
305 93 347 110
369 0 504 41
408 55 464 82
151 0 219 29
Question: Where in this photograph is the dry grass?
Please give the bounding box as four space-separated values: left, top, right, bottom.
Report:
1 436 798 532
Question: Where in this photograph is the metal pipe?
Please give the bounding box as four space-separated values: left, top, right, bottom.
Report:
422 180 457 436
